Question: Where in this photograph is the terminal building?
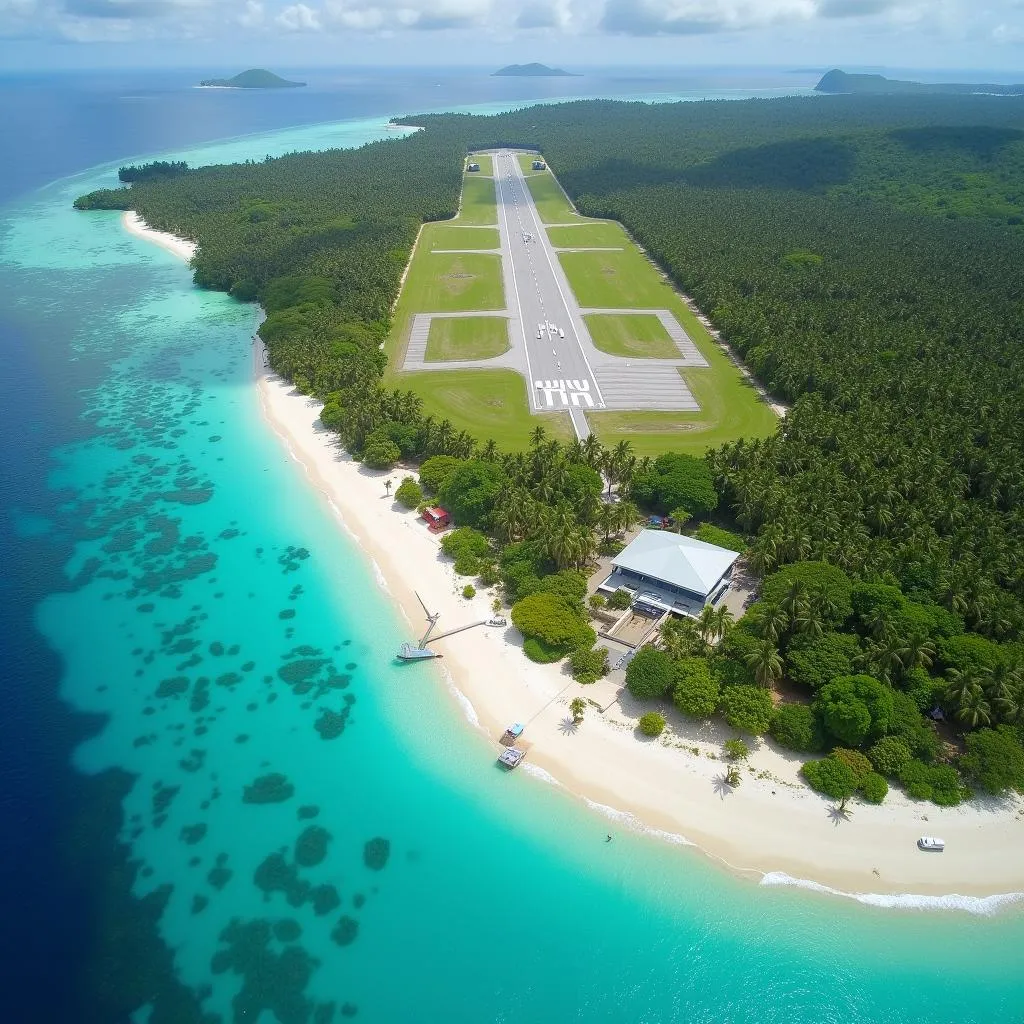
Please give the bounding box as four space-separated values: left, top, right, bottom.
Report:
598 530 739 618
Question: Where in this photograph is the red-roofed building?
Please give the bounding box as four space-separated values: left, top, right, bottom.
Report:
421 506 450 532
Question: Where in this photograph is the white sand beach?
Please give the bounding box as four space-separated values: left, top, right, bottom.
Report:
133 215 1024 904
122 211 197 262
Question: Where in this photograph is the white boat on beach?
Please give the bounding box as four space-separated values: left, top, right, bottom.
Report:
917 836 945 852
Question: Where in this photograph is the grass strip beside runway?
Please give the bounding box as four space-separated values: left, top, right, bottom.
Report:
404 369 573 448
585 314 678 359
458 175 498 225
403 252 504 313
428 225 500 251
424 317 510 362
559 248 678 308
547 223 628 248
523 172 582 224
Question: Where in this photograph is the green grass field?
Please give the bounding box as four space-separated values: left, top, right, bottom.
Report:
428 225 499 251
585 314 678 359
524 172 582 224
467 153 494 175
560 249 677 308
517 153 544 175
404 252 504 313
547 223 628 248
404 370 572 448
458 175 498 225
424 317 510 362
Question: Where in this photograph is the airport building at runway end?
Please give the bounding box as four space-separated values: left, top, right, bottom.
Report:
597 530 739 618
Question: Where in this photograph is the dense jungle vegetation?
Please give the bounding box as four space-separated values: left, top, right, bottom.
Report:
75 93 1024 802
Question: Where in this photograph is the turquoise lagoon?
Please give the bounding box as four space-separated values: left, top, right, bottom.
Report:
3 115 1023 1023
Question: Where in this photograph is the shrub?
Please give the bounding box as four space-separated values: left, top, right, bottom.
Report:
860 772 889 804
888 691 942 762
724 738 749 761
588 593 607 610
394 476 423 509
960 727 1024 795
440 527 491 576
694 523 747 552
570 645 609 685
786 632 860 690
626 646 676 700
437 460 506 530
720 685 774 735
418 455 464 494
478 564 500 588
899 759 967 806
523 638 563 663
814 674 894 747
535 570 589 608
638 712 666 737
867 736 912 778
361 435 401 469
608 589 633 611
672 658 720 718
769 703 824 752
511 592 595 661
801 755 858 800
462 585 476 599
831 747 872 785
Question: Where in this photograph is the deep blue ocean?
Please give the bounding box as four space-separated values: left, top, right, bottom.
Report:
1 66 1022 1024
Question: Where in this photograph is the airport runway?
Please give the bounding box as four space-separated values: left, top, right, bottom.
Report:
493 151 604 438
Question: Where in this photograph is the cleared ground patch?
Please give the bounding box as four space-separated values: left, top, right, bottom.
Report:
428 225 500 251
424 317 510 362
404 369 572 449
547 223 628 248
458 175 498 225
405 252 504 313
560 248 676 308
586 314 678 359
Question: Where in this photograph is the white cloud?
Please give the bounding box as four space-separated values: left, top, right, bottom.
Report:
516 0 574 29
601 0 816 35
321 0 492 31
276 0 319 27
238 0 262 25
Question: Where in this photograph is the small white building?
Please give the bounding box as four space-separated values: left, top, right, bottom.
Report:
467 161 481 172
532 159 547 170
598 530 739 618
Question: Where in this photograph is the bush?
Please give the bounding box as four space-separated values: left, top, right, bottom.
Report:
418 455 464 494
511 592 595 662
441 527 491 576
831 747 872 785
638 712 666 737
888 691 942 762
814 674 894 747
478 564 500 587
626 646 676 700
720 685 774 735
960 727 1024 795
394 476 423 509
438 460 506 530
523 638 563 663
801 755 858 800
588 593 607 610
694 523 747 552
769 703 824 752
724 738 749 761
867 736 912 778
361 435 401 469
860 771 889 804
608 589 633 611
672 658 720 718
570 645 609 685
462 585 476 599
786 632 860 690
899 759 967 806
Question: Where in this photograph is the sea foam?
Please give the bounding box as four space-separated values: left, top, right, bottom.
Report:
760 872 1024 915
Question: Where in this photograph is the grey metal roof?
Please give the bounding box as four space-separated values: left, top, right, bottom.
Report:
611 530 739 597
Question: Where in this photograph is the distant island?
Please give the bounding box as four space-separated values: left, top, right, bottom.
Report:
815 69 1024 96
199 69 306 90
492 63 577 78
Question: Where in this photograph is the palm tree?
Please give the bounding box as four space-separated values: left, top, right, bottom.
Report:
614 500 641 536
669 507 690 533
746 639 784 688
713 605 734 642
754 602 788 643
780 580 810 620
529 424 547 449
597 503 618 543
955 689 992 729
898 633 935 673
384 479 393 497
697 605 718 647
570 697 586 723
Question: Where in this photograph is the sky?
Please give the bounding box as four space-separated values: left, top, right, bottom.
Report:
0 0 1022 72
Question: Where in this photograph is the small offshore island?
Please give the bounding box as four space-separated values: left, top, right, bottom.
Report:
198 68 305 89
816 69 1024 96
493 63 577 77
75 96 1024 899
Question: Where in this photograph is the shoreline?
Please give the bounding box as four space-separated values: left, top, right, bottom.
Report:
127 212 1024 909
121 211 197 262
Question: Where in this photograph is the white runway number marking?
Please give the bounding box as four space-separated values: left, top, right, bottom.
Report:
535 379 594 408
